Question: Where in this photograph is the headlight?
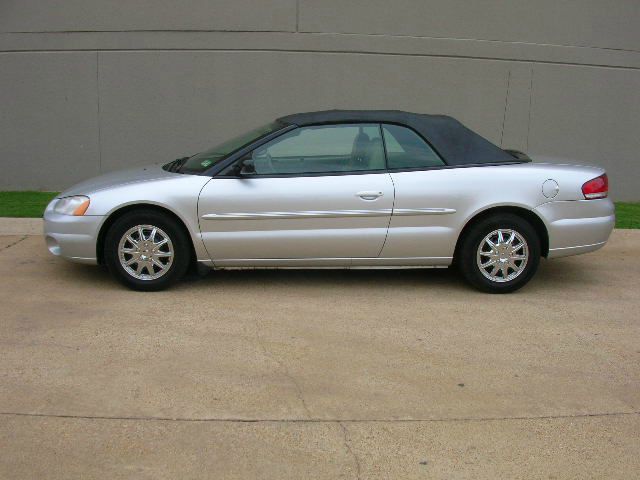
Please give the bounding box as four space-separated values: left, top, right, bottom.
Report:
53 196 90 216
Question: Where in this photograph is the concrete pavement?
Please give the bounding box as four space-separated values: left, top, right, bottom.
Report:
0 217 42 236
0 225 638 479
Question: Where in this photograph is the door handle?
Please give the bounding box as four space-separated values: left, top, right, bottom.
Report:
356 191 384 200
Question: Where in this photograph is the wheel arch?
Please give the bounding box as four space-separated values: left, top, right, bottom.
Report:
453 205 550 262
96 203 197 265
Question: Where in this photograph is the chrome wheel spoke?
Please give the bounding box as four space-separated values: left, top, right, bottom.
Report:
481 259 497 268
151 258 165 269
512 243 525 253
153 238 168 250
501 264 509 278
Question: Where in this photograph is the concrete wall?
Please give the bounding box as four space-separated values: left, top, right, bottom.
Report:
1 1 639 199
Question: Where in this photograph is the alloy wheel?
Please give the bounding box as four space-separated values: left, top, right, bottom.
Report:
476 228 529 283
117 224 174 280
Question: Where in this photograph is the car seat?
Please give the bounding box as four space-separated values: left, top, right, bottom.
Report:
350 128 371 170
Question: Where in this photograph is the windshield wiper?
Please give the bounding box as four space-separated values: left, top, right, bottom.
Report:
163 156 190 173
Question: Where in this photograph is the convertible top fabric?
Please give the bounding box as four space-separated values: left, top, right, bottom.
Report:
277 110 520 166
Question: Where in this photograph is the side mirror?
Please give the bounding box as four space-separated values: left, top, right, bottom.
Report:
240 160 256 175
228 158 255 177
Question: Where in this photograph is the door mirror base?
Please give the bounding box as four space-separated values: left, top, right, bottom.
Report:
227 159 256 177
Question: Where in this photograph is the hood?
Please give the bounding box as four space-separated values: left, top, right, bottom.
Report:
58 165 179 197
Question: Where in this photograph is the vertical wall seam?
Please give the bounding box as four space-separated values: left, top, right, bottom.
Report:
95 51 102 173
526 65 534 152
295 0 300 32
500 69 511 147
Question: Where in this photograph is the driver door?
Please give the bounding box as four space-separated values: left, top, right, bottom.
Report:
197 123 394 266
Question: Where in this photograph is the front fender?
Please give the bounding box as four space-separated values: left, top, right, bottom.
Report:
88 175 212 262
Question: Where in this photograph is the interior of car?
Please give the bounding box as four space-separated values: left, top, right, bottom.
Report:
233 123 444 176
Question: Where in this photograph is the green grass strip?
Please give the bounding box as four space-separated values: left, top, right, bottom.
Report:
0 191 60 218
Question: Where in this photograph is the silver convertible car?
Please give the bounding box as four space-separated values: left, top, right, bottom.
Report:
44 110 614 293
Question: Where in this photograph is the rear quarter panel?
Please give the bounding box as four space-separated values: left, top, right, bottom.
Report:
382 163 609 260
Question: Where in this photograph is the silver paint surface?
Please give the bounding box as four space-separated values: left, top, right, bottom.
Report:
43 162 615 268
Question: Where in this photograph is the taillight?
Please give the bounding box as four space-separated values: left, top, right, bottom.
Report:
582 174 608 199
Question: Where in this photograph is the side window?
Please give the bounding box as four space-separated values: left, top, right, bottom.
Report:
242 124 385 175
382 124 445 169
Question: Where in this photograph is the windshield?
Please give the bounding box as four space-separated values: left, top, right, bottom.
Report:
179 121 284 174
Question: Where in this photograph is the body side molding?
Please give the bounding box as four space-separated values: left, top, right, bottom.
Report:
201 207 456 221
392 208 456 216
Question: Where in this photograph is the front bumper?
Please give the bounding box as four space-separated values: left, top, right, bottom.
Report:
43 210 105 265
534 199 615 259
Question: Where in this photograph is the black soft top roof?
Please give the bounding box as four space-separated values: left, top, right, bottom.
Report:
277 110 519 166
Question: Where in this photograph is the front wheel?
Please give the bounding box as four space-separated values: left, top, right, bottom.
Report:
457 214 540 293
104 210 191 291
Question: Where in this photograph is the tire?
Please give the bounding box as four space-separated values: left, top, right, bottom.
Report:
104 210 191 291
457 213 540 294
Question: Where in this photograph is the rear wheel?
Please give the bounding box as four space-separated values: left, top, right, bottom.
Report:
104 210 191 291
458 214 540 293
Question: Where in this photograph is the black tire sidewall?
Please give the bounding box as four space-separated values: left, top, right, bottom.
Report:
104 210 191 291
458 214 540 293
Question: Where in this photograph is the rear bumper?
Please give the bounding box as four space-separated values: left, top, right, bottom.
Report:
43 210 104 265
534 199 615 259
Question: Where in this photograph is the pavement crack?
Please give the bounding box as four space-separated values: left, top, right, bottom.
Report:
0 235 27 252
0 340 79 351
1 410 637 423
339 422 362 480
252 321 312 419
